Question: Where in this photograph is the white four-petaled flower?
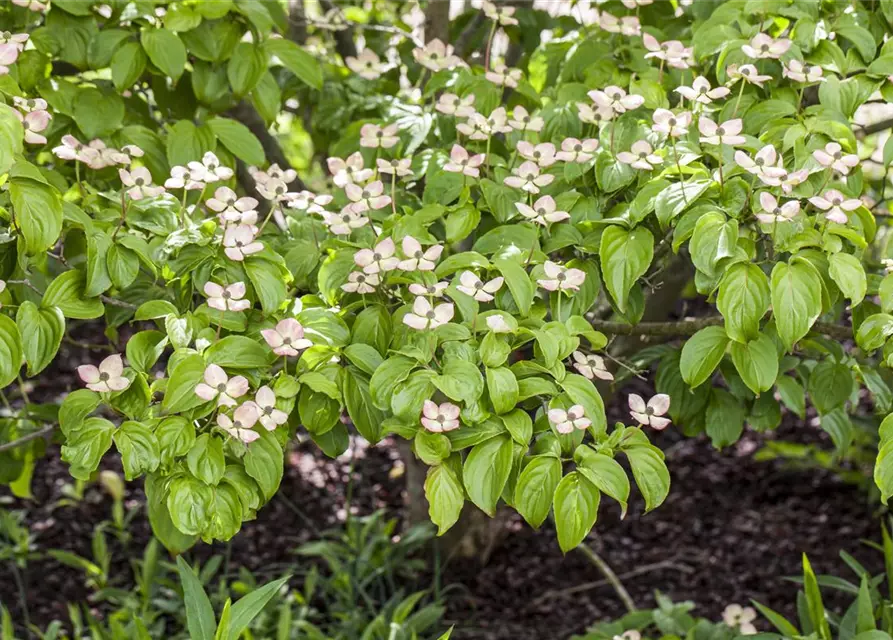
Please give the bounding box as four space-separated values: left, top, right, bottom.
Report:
444 145 486 178
813 142 859 175
548 405 591 434
204 281 251 312
617 140 663 170
537 261 586 292
77 354 130 393
195 364 249 407
398 237 443 271
421 400 461 432
628 393 671 429
809 189 861 224
403 297 454 330
253 386 289 431
755 192 800 224
261 318 312 357
572 351 613 381
515 195 570 225
456 271 504 302
504 161 554 194
218 403 261 443
354 238 400 274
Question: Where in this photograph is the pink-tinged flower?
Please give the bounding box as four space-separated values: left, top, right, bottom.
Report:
601 13 640 36
482 0 518 26
120 145 143 162
360 123 399 149
421 400 461 432
78 140 129 170
342 270 380 294
322 208 369 235
256 177 296 203
515 195 570 225
217 404 261 443
15 109 50 144
261 318 312 357
486 107 513 135
11 0 47 11
517 141 556 168
408 281 449 297
741 33 791 59
444 144 486 178
809 189 861 224
188 152 232 183
413 39 462 72
485 61 522 88
77 354 130 393
781 169 808 195
206 187 256 215
204 281 251 312
253 163 298 186
435 93 475 117
253 386 288 431
0 32 29 51
556 138 599 163
727 64 772 87
223 224 264 261
456 271 504 302
286 190 333 214
119 167 164 200
328 152 373 188
345 180 391 212
734 145 787 186
572 351 613 381
354 237 400 274
782 60 825 84
698 118 746 146
537 261 586 292
504 161 554 194
629 393 671 429
508 106 544 133
755 192 800 224
642 33 686 64
52 135 85 161
589 86 645 114
345 49 385 80
377 157 412 177
652 109 691 137
403 297 454 330
195 364 249 407
486 315 514 333
456 112 490 140
675 76 730 105
622 0 652 7
616 140 663 170
165 165 205 190
12 96 47 112
398 236 443 271
548 405 591 434
577 102 615 125
723 604 758 636
813 142 859 175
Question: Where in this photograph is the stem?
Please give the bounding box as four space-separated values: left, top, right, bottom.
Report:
717 144 725 195
610 122 615 156
485 135 492 174
9 561 30 631
484 21 497 72
732 80 746 117
671 138 688 204
112 190 129 241
576 543 636 612
16 375 30 405
0 424 54 453
390 173 397 215
658 58 665 85
555 292 562 322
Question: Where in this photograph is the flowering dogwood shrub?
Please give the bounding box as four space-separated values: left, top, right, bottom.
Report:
1 0 893 554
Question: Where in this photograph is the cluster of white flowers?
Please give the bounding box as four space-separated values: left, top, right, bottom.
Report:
52 135 142 170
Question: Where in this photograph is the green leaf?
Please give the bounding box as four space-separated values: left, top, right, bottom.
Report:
574 448 630 518
514 456 561 528
166 120 217 168
141 28 187 82
114 421 161 480
828 252 866 306
771 259 823 351
0 104 24 174
342 367 385 444
425 462 464 535
857 314 893 352
187 433 226 486
654 179 712 225
479 179 518 223
415 430 452 465
730 333 778 394
717 263 770 343
126 330 168 374
486 366 519 415
776 375 806 419
463 435 513 516
370 355 416 410
680 326 729 389
110 42 147 92
553 471 600 552
107 244 139 290
73 88 125 139
61 417 115 481
836 24 876 62
15 302 63 376
501 408 532 446
205 336 271 369
875 439 893 503
42 270 105 320
599 225 653 313
207 117 266 168
176 556 216 640
59 389 101 437
265 39 322 90
493 258 534 316
244 430 283 501
808 361 853 415
227 576 291 640
434 359 484 405
623 445 669 512
156 417 196 467
0 315 23 389
227 42 266 96
595 152 635 192
10 177 63 256
689 211 737 278
803 554 832 640
559 374 607 435
162 354 209 413
705 388 746 448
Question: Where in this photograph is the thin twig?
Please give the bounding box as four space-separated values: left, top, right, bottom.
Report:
576 543 637 612
99 295 138 310
0 425 55 454
857 117 893 137
589 316 852 341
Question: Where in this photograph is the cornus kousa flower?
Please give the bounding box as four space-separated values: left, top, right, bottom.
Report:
165 165 205 190
756 192 800 224
52 135 86 161
482 1 518 26
286 190 333 214
328 152 372 187
13 96 47 113
413 39 462 72
456 112 489 140
883 259 893 274
195 364 248 407
360 123 399 149
118 167 164 200
0 32 28 51
589 86 645 114
342 271 379 294
346 181 391 213
652 109 691 137
403 297 454 330
435 93 475 117
354 238 399 274
78 355 130 394
322 208 369 235
421 400 461 433
548 405 591 434
813 142 859 175
556 138 598 163
253 163 298 186
485 62 522 88
517 141 557 168
12 0 47 11
515 195 570 226
781 169 809 195
252 386 288 431
217 404 260 444
189 152 232 183
698 118 746 146
0 44 20 75
223 225 264 261
508 106 544 133
809 189 861 224
399 236 443 271
207 187 259 225
783 60 825 83
504 161 554 194
15 108 50 144
444 145 486 178
629 393 671 429
734 145 786 186
377 158 412 177
600 13 640 36
262 318 312 357
456 271 504 302
409 281 449 298
741 33 791 59
722 604 757 635
486 107 513 135
642 34 688 67
204 281 251 312
345 49 385 80
572 351 613 381
256 178 295 204
727 63 772 87
675 76 730 105
577 102 615 125
486 315 514 333
537 261 586 292
617 141 663 170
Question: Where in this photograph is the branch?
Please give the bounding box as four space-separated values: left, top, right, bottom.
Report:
576 543 636 612
425 0 451 46
0 425 55 454
858 117 893 137
589 316 852 341
100 295 138 310
454 12 485 57
319 0 357 60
